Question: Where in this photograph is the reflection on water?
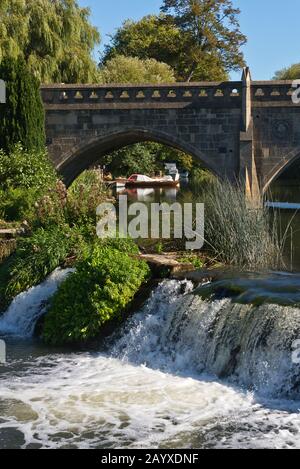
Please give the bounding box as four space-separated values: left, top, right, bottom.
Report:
116 186 180 203
116 180 300 272
267 180 300 271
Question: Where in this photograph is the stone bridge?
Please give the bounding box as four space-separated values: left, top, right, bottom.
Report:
41 68 300 198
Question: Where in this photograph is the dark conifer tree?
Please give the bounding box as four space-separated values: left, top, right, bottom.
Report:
0 58 45 153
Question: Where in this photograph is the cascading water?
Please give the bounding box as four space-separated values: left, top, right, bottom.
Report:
0 268 73 337
1 273 300 448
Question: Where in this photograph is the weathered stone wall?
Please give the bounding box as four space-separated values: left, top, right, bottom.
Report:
41 78 300 193
246 81 300 193
42 82 243 185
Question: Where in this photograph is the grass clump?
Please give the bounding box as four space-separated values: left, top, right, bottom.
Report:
197 180 283 270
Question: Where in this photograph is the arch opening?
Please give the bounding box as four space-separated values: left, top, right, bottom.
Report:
266 153 300 203
264 148 300 195
55 128 221 186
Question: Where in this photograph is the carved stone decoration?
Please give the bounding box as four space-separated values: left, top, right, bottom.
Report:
272 120 291 140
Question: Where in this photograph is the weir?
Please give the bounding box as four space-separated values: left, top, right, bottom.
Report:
1 273 300 401
1 273 300 448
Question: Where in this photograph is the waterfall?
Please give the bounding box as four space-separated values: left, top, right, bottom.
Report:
111 279 300 400
1 275 300 448
0 268 73 337
1 271 300 400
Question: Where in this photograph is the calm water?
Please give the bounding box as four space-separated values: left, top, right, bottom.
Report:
117 179 300 270
1 179 300 449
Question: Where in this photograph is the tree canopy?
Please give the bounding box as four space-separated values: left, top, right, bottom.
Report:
103 0 246 81
99 55 176 84
0 0 100 83
98 55 189 177
103 15 183 75
274 63 300 80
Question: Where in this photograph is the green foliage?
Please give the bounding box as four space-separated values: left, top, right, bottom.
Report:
0 0 100 83
155 242 164 254
178 254 204 269
103 1 246 81
0 165 109 229
190 167 216 185
99 237 140 255
66 170 111 227
103 143 157 177
274 63 300 80
0 58 45 153
0 168 117 312
0 144 56 190
0 144 57 222
42 244 150 344
0 187 37 222
103 15 182 74
103 141 197 178
161 0 246 81
0 225 87 312
99 55 175 84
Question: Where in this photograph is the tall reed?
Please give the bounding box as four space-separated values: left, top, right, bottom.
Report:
195 179 284 270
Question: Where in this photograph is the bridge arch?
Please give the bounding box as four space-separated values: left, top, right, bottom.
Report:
263 146 300 194
54 128 223 186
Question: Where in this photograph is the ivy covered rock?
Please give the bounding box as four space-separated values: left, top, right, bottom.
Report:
42 244 150 345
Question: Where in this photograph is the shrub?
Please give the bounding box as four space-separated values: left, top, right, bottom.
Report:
99 236 140 255
0 144 57 191
0 144 57 222
42 244 150 345
0 187 38 222
66 170 110 226
0 225 87 312
0 240 16 264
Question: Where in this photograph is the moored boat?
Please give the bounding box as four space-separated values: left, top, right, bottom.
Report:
125 174 180 188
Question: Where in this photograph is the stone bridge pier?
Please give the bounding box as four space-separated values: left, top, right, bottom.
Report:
41 69 300 200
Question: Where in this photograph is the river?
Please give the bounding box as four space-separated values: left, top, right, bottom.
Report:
1 179 300 449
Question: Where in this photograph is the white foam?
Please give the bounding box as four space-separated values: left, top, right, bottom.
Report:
1 278 300 448
1 353 300 449
0 268 73 337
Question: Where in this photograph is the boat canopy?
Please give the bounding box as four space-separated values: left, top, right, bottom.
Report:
128 174 153 182
128 174 175 182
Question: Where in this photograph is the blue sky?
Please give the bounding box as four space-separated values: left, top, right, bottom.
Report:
78 0 300 80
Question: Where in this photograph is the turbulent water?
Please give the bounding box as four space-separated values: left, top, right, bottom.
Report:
1 273 300 449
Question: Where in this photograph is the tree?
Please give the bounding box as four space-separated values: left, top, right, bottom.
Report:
103 15 183 74
99 56 191 176
99 55 175 84
102 141 200 178
274 63 300 80
0 58 45 153
102 144 157 177
103 1 246 82
161 0 246 81
0 0 100 83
